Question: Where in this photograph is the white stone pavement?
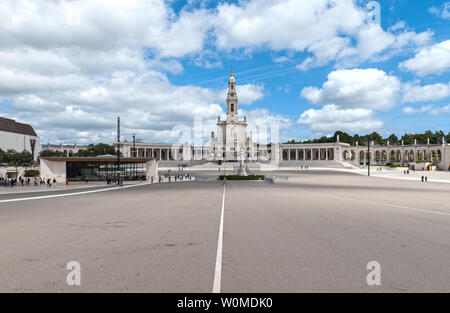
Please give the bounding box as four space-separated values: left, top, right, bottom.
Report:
163 164 450 184
294 167 450 184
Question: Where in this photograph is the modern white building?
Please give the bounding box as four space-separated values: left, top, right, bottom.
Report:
40 156 158 183
0 116 41 160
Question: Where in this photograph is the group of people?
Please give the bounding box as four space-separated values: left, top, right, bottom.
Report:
0 176 57 188
300 165 310 170
0 176 34 187
403 170 411 175
156 172 192 183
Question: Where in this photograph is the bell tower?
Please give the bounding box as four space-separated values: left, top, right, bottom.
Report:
226 72 238 122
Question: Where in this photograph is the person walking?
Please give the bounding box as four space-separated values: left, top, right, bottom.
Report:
53 178 56 188
421 176 424 182
66 177 69 186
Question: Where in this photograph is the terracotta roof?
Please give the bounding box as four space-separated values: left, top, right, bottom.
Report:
0 116 37 137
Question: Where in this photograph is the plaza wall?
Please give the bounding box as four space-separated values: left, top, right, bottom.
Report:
40 159 66 183
145 159 158 180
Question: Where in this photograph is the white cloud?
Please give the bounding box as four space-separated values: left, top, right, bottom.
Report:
399 40 450 76
297 104 383 134
0 0 443 144
232 84 264 105
0 0 210 58
4 70 227 143
430 104 450 116
212 0 431 70
402 82 450 103
402 105 433 115
243 108 292 143
0 0 225 144
301 68 401 110
403 104 450 116
429 3 450 20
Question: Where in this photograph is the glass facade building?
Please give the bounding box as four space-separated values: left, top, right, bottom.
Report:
67 161 147 181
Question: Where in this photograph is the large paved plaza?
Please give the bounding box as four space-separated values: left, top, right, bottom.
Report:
0 170 449 292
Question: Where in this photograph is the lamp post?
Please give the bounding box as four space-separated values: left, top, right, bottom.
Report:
30 139 36 171
132 134 136 179
117 117 121 185
367 137 372 176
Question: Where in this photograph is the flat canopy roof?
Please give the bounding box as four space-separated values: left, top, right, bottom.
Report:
42 157 153 163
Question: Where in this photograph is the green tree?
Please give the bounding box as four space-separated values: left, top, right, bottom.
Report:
386 134 399 145
76 143 117 157
39 149 66 158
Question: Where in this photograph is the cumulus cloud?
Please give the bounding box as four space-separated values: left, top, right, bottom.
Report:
0 0 210 58
212 0 431 70
297 104 383 134
399 40 450 76
5 71 227 143
0 0 260 144
301 68 401 110
402 82 450 103
239 108 292 143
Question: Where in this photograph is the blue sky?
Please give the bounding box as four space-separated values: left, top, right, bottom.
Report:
0 0 449 144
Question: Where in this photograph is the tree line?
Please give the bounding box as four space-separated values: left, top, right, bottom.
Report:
0 149 34 167
285 130 450 146
0 143 118 167
39 143 118 158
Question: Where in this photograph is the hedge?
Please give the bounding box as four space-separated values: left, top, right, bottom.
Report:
219 175 265 181
24 169 40 177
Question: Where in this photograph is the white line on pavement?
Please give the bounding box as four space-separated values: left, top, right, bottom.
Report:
304 189 450 217
0 182 153 203
213 184 226 293
348 197 450 217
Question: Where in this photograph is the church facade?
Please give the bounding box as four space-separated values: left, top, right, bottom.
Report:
211 72 251 161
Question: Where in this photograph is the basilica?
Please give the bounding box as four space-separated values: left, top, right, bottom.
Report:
211 72 251 161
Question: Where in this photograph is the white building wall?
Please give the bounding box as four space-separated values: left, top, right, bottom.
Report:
145 160 158 180
444 145 450 171
40 159 66 183
0 130 41 160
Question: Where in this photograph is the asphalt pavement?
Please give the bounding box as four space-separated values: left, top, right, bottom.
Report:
0 171 449 292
